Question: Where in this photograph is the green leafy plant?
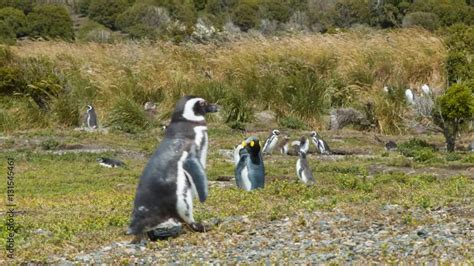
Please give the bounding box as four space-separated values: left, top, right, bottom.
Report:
27 5 74 40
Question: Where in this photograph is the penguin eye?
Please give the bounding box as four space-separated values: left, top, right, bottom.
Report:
199 101 207 107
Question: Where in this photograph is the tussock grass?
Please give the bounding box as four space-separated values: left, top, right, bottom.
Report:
6 28 446 132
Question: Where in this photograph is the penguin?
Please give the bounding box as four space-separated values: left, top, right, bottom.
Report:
233 143 244 166
310 131 331 155
235 136 265 191
278 135 290 155
299 136 310 154
85 105 98 129
262 129 280 155
287 140 301 156
97 157 126 168
128 96 218 243
296 146 315 185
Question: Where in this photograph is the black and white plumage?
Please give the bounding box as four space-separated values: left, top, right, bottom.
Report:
128 96 218 242
235 136 265 191
421 84 431 96
85 105 98 129
296 150 315 185
97 157 126 168
405 89 415 105
262 129 280 155
299 136 310 154
310 131 331 155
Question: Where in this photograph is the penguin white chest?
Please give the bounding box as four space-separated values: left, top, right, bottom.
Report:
318 139 326 153
240 166 252 191
296 159 302 180
193 126 208 169
175 151 196 224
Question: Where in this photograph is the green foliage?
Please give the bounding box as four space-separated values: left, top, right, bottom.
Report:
27 5 74 40
259 0 291 23
446 51 473 84
0 7 27 37
88 0 129 30
433 83 474 152
107 97 149 134
0 20 14 44
40 138 61 150
402 12 440 31
445 152 461 161
0 108 14 131
222 91 254 128
371 3 400 28
116 3 170 39
0 0 32 13
232 1 258 31
398 138 434 158
76 20 113 43
443 23 474 54
279 115 306 129
333 0 371 27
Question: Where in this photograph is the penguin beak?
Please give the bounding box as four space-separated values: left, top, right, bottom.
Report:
241 141 246 147
205 103 219 113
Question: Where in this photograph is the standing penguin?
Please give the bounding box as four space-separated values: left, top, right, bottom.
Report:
262 129 280 155
128 96 218 243
235 136 265 191
310 131 331 155
85 105 98 129
296 144 315 185
299 136 310 154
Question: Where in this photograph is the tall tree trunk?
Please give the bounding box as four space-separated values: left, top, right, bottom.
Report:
443 122 457 152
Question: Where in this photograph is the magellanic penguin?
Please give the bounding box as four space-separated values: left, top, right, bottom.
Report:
262 129 280 155
235 136 265 191
97 157 126 168
310 131 331 155
296 141 315 185
128 96 218 243
85 105 98 129
299 136 310 154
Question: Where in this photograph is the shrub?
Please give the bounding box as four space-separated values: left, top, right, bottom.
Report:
413 147 436 162
398 138 434 158
333 0 371 28
279 115 306 129
107 97 149 134
443 23 474 54
115 4 170 39
0 7 27 37
232 1 258 32
87 0 129 30
259 0 291 23
433 83 474 152
40 138 60 150
76 20 113 43
446 51 473 84
27 5 74 40
402 12 440 31
0 20 14 44
0 0 32 13
370 3 400 28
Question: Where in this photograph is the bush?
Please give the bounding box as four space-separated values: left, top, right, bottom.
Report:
279 115 306 129
443 23 474 54
402 12 440 31
446 51 473 84
232 1 258 32
76 20 113 43
259 0 291 23
398 138 434 158
370 3 400 28
0 20 15 44
88 0 129 30
0 7 27 37
0 0 32 13
115 4 170 39
333 0 371 28
107 97 149 134
27 5 74 40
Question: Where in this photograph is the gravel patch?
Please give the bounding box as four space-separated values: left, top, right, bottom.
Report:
50 206 473 263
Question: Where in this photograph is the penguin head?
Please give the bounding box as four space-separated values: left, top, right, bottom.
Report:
144 102 157 111
299 136 307 145
241 136 261 156
272 129 281 136
310 131 318 138
86 105 94 112
172 96 219 123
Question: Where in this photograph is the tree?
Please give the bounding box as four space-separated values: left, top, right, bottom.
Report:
27 5 74 40
0 7 27 37
433 83 474 152
88 0 129 29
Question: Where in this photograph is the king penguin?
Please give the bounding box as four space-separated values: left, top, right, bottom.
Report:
235 136 265 191
310 131 331 155
296 138 315 185
128 96 218 242
85 105 98 129
262 129 280 155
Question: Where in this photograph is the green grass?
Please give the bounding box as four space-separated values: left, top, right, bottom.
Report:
0 126 472 262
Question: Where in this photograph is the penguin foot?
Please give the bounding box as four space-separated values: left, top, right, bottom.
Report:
189 222 207 232
147 225 182 241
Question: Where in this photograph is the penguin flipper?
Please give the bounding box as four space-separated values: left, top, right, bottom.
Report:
183 156 208 203
235 154 248 189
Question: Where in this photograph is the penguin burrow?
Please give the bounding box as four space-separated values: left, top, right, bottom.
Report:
128 96 218 243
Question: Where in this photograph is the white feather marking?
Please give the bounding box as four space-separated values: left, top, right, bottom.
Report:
194 126 208 168
182 98 205 122
296 159 302 180
281 143 289 155
234 144 243 165
241 167 251 191
318 139 326 154
99 162 113 168
301 140 309 153
176 151 195 224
